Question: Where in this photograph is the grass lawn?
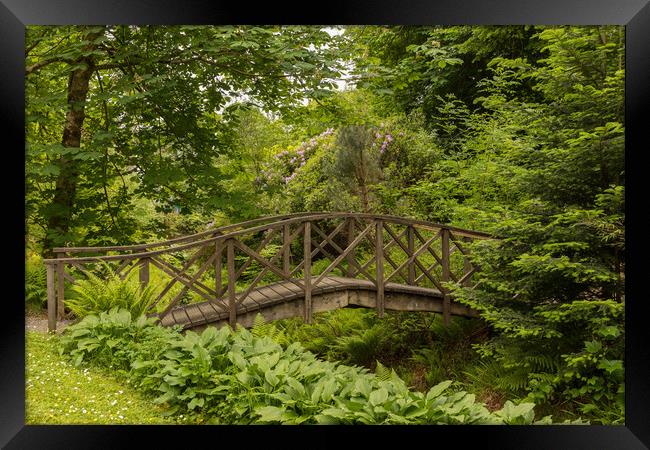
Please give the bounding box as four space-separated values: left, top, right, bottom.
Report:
26 331 187 425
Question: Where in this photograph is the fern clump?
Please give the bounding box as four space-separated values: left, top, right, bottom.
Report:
66 262 157 319
25 255 48 308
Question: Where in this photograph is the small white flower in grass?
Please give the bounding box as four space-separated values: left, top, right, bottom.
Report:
82 409 87 414
119 415 124 419
111 400 117 406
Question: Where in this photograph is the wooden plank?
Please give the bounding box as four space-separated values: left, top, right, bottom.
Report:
62 271 77 284
376 220 384 318
215 239 223 298
346 218 355 277
280 279 304 296
227 239 236 327
198 302 221 321
56 258 65 320
139 258 149 291
283 223 291 275
408 225 415 285
265 283 297 301
185 304 206 324
462 236 472 287
304 221 312 324
442 228 451 326
47 264 56 332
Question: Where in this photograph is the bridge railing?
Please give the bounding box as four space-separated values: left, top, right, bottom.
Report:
43 213 490 331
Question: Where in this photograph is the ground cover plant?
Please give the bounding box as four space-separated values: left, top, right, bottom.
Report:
57 308 584 425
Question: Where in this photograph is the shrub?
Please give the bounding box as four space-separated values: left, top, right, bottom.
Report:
57 308 582 425
66 262 157 319
25 255 48 309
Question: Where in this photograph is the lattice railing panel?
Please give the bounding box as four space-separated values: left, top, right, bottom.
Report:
43 213 489 331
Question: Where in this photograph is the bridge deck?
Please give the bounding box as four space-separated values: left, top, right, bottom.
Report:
158 276 450 330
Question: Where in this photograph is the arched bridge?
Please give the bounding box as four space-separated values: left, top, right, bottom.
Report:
43 213 490 332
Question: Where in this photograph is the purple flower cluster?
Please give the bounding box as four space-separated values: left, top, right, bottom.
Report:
262 128 336 186
371 129 395 154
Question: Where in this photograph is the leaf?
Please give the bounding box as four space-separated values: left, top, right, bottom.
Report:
187 397 205 410
584 340 602 354
369 388 389 406
229 351 247 369
426 380 452 401
597 359 623 374
255 405 286 423
265 370 280 387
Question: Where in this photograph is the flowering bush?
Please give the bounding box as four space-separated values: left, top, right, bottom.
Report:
257 128 335 189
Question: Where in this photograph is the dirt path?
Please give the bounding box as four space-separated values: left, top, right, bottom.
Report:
25 310 74 334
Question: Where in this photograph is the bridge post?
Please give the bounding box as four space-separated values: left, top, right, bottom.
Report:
462 236 472 287
376 219 385 318
283 223 291 276
304 221 312 324
407 225 415 285
215 239 223 298
56 254 65 320
47 263 56 332
442 228 451 326
227 239 237 327
139 257 150 291
346 217 356 277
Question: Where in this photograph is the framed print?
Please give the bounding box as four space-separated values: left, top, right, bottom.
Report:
2 0 649 448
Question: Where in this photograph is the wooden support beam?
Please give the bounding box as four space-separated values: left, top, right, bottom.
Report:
407 225 415 285
47 264 56 332
283 223 291 276
304 221 312 324
56 256 65 320
139 258 149 291
227 239 237 327
215 239 223 298
442 228 451 326
346 218 355 277
462 236 472 287
375 220 384 318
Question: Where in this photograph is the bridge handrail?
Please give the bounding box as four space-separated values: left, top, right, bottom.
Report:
51 212 318 255
44 212 490 264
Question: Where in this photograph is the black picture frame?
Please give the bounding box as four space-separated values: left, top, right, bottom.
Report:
2 1 649 448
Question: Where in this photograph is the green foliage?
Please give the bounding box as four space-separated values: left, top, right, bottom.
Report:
25 254 48 308
58 308 554 424
66 263 158 318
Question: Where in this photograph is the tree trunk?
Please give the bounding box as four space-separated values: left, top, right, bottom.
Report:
43 29 102 256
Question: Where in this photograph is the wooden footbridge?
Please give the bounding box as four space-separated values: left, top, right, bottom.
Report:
43 213 490 332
